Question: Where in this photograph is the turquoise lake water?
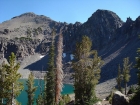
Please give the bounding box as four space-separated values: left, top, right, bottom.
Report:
17 79 74 105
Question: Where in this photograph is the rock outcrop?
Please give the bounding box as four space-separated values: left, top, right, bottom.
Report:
112 91 129 105
0 37 41 59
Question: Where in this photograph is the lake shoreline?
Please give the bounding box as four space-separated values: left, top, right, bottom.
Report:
68 93 75 101
18 79 74 105
20 70 74 85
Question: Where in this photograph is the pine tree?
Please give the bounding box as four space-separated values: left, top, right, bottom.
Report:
26 72 37 105
72 36 103 105
36 74 47 105
135 48 140 86
46 28 56 105
0 62 9 104
129 41 140 105
86 51 103 104
3 52 23 105
43 73 47 104
122 57 132 95
58 100 64 105
63 94 71 104
116 64 123 92
55 31 63 105
36 94 44 105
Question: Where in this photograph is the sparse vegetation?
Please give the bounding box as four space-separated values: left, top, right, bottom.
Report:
26 28 32 37
37 27 42 34
33 28 38 35
19 37 32 41
14 28 20 32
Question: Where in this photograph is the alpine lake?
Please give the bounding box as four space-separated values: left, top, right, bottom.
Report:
17 79 74 105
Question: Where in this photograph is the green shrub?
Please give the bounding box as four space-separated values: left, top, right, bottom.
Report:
26 28 31 35
106 88 117 104
130 87 140 105
37 27 42 33
127 85 136 94
19 37 32 41
15 37 18 40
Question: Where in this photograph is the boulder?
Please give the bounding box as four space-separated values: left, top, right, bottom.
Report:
112 91 129 105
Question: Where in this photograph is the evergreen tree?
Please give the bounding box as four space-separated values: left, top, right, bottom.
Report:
55 31 63 105
116 64 123 92
129 42 140 105
58 100 64 105
43 74 47 104
63 94 71 104
135 48 140 86
122 57 132 95
46 28 56 105
36 94 44 105
72 36 103 105
58 95 71 105
36 74 47 105
0 62 9 104
3 52 23 105
26 72 37 105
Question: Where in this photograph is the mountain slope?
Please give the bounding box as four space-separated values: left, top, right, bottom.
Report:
0 10 140 98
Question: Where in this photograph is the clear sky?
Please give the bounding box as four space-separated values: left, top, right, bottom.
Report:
0 0 140 24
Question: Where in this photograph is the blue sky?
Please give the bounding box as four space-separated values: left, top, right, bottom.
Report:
0 0 140 23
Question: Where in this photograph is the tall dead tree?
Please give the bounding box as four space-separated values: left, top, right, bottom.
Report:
55 30 63 105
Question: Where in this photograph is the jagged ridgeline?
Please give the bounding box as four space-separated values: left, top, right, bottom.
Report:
0 9 140 86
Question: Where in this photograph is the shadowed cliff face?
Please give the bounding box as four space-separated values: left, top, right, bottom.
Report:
0 9 140 85
63 9 123 51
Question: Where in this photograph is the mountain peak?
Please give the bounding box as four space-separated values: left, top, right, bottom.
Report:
10 12 53 24
94 9 123 21
19 12 36 17
86 9 123 29
12 12 36 19
96 9 115 13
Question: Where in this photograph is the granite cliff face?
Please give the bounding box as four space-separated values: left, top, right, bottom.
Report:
0 10 140 87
